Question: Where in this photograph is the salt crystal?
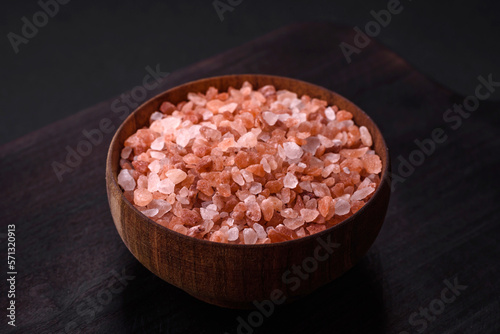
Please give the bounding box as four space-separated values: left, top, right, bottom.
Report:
117 169 136 191
335 199 351 216
298 181 312 192
246 202 262 221
218 137 237 151
166 169 187 184
283 217 305 229
241 169 254 183
219 102 238 113
311 182 330 197
141 208 159 217
262 111 279 126
318 135 334 148
227 226 239 241
200 207 218 221
325 107 336 121
148 160 161 173
261 158 271 173
162 117 181 131
134 189 153 206
321 164 335 178
253 223 267 239
359 126 373 147
297 162 307 169
249 182 263 195
237 132 258 148
281 208 298 219
243 228 258 245
283 142 303 160
323 153 340 163
179 186 189 197
147 173 160 192
231 167 245 186
148 199 172 217
151 137 164 151
302 136 321 154
300 209 319 222
202 110 213 120
150 111 163 122
277 145 287 160
158 178 175 194
350 187 375 201
121 146 132 159
150 151 165 160
343 167 351 174
176 128 191 147
283 172 298 189
226 218 234 226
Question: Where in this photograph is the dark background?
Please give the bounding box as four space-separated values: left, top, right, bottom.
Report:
1 0 499 145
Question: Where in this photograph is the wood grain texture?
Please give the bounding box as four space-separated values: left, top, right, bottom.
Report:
1 23 499 333
106 74 391 308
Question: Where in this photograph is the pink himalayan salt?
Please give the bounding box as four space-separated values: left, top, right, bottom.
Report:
243 228 258 244
134 189 153 206
335 199 351 216
118 82 383 244
282 142 303 160
351 187 375 201
227 226 239 241
359 126 373 147
166 169 187 184
300 209 319 222
283 172 298 189
283 217 305 230
118 169 136 191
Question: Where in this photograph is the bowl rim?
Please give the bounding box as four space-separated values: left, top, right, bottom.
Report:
107 74 390 248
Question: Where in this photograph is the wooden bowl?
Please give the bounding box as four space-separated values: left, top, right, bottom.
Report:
106 74 390 309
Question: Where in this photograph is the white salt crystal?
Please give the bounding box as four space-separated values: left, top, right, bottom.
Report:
278 113 291 122
249 182 263 195
227 226 239 241
237 132 258 148
297 162 307 169
148 199 172 217
283 142 303 160
262 111 279 126
325 107 336 121
147 173 160 192
121 146 132 159
359 126 373 147
253 223 267 239
335 199 351 216
117 169 136 191
219 102 238 113
343 167 351 174
283 172 298 189
351 187 375 201
158 178 175 194
141 208 159 217
151 137 164 151
277 145 287 160
243 228 258 245
150 111 163 122
200 207 218 221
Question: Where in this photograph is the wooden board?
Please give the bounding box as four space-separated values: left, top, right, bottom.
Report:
1 22 499 333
